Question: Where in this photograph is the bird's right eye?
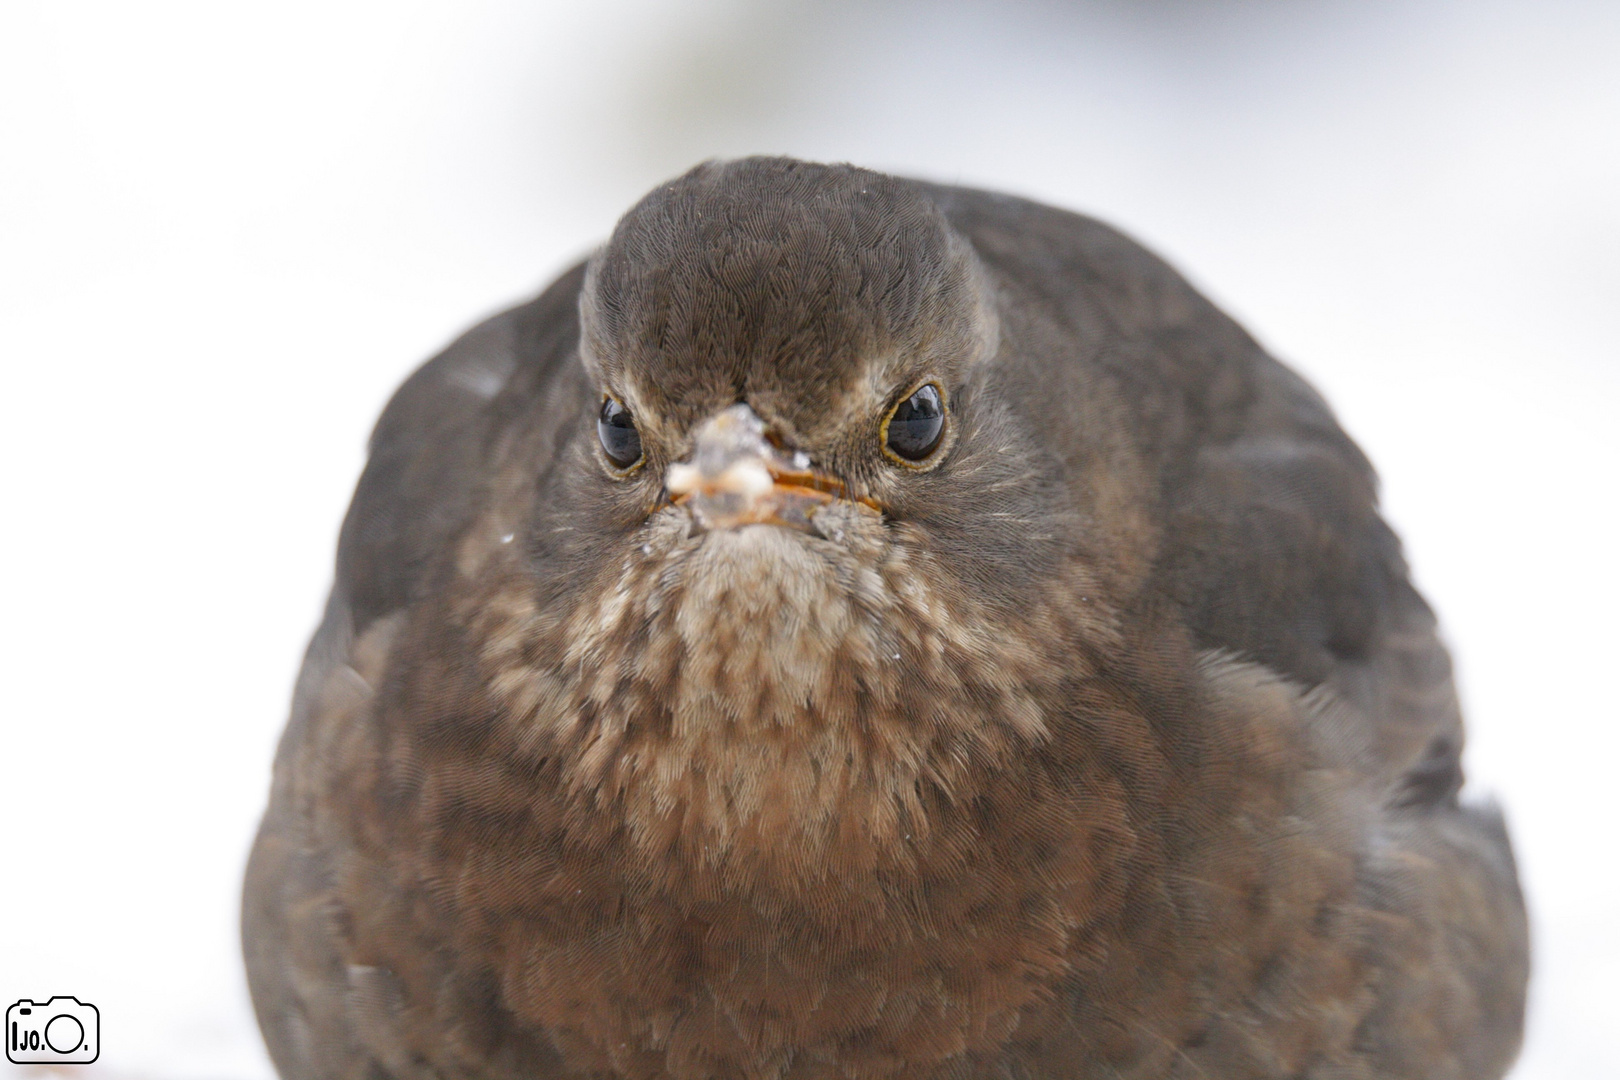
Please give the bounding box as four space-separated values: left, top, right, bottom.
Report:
598 397 643 469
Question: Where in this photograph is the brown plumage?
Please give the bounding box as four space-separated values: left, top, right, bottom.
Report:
242 157 1528 1080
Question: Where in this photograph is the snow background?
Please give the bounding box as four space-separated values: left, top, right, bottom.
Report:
1 0 1615 1076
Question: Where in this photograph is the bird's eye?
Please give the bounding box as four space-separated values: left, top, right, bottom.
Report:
598 397 643 469
882 383 946 464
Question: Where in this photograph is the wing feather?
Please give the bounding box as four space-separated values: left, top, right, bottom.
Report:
243 264 587 1079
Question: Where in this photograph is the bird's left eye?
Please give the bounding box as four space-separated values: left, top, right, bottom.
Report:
598 397 643 469
882 383 946 464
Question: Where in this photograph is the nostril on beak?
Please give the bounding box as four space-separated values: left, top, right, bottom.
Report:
762 424 793 453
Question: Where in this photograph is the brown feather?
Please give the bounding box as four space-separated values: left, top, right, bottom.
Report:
244 157 1526 1080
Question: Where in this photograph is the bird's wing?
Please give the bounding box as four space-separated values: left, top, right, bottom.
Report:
924 184 1526 1073
920 181 1463 804
243 264 588 1080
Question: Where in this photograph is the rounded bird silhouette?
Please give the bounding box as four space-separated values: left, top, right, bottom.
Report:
243 157 1528 1080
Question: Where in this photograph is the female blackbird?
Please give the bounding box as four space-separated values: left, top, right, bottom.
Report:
243 157 1528 1080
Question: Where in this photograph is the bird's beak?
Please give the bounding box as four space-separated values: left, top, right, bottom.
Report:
665 404 877 533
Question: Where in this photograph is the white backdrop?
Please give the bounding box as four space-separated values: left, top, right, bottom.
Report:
1 1 1615 1077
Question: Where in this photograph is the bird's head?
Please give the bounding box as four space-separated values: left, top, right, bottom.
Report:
578 156 992 536
468 158 1130 874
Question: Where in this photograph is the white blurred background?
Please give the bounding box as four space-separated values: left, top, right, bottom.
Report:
1 1 1615 1076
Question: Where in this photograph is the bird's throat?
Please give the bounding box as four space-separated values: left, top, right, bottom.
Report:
560 526 930 869
473 522 1060 875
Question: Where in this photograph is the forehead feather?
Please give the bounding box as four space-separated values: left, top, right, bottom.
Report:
580 157 991 430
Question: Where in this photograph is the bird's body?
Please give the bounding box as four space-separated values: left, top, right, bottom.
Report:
243 159 1527 1080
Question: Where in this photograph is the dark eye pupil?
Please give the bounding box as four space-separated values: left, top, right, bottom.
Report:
885 384 945 461
598 398 642 467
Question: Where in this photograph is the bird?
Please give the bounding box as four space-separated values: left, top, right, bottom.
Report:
242 156 1528 1080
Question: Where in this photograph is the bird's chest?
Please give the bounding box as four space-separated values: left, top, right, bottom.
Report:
371 707 1136 1080
478 808 1112 1080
